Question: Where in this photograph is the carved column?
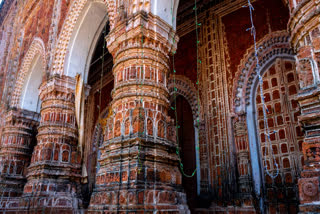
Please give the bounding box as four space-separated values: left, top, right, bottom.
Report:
289 0 320 212
19 76 82 213
232 113 254 209
0 109 39 210
88 12 189 213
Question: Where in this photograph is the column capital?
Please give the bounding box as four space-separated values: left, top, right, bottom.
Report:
39 75 76 101
4 108 40 128
106 12 179 58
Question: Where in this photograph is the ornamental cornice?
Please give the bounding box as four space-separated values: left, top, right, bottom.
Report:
39 75 76 101
5 108 40 127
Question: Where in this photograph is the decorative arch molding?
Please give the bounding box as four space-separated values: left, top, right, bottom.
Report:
232 31 300 201
51 0 180 77
168 75 200 120
232 31 295 113
11 37 46 109
168 74 202 195
51 0 111 76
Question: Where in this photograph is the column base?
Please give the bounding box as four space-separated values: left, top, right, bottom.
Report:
18 179 83 213
88 136 190 213
0 177 25 211
89 189 189 213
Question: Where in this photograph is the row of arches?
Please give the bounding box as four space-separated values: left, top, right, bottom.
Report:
7 0 201 207
1 0 305 212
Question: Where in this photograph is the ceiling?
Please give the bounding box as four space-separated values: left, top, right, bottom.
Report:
177 0 225 25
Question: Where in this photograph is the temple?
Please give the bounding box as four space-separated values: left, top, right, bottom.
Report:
0 0 319 213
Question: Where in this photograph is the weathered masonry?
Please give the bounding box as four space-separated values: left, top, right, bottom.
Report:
0 0 320 213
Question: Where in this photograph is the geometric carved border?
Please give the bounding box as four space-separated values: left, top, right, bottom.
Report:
232 30 294 113
10 37 46 108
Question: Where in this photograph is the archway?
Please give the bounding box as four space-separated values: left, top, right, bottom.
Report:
169 95 198 212
233 31 303 212
232 31 295 202
20 54 43 112
6 37 46 179
11 38 46 112
64 1 108 83
0 38 45 208
251 58 303 213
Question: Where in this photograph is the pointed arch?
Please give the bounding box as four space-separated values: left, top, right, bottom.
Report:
11 37 46 112
232 31 294 113
168 75 202 196
231 31 303 206
50 0 181 79
168 75 200 120
51 0 110 79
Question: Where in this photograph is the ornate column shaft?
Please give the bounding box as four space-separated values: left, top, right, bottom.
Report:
232 113 254 209
0 109 39 210
89 11 189 213
19 75 82 213
289 0 320 212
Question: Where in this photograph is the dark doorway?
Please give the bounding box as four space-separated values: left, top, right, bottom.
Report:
82 22 113 208
169 95 197 212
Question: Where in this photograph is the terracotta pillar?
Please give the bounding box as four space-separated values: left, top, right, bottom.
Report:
19 75 82 213
0 109 39 210
289 0 320 212
88 12 189 213
232 113 255 210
